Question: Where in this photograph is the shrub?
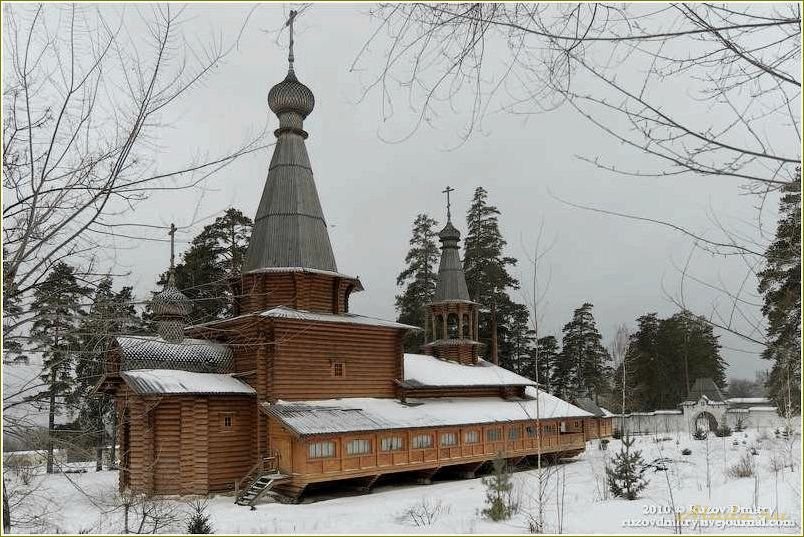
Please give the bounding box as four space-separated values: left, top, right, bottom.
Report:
727 452 756 478
481 454 517 521
692 429 708 440
681 448 692 456
733 418 746 432
714 425 732 437
598 439 610 450
612 428 623 440
605 435 649 500
186 500 213 534
401 498 450 526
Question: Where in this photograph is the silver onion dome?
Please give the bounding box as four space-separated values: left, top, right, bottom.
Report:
151 274 192 318
268 71 315 119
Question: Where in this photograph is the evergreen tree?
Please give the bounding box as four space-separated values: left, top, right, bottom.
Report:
163 208 252 323
757 175 801 416
605 435 649 500
71 278 142 470
558 303 611 401
529 335 559 393
395 213 440 351
481 453 517 521
186 500 214 534
506 305 535 373
29 263 87 473
625 310 725 411
462 186 530 366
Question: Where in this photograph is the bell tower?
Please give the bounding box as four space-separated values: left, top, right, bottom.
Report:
422 187 483 364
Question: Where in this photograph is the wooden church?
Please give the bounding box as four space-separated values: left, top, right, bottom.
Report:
98 18 606 504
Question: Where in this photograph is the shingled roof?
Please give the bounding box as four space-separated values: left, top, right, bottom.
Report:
243 62 338 273
433 220 471 301
687 377 726 402
114 336 233 373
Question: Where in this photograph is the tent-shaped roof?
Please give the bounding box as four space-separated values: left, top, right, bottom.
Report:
687 377 725 402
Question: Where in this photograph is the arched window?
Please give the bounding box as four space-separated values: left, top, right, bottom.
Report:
447 313 459 339
434 314 445 341
462 314 470 338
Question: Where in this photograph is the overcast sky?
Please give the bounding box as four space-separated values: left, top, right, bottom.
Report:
46 3 782 380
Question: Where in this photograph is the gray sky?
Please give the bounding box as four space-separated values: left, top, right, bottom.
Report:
89 3 779 380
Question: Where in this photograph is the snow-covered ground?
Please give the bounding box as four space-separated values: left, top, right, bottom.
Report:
3 428 801 534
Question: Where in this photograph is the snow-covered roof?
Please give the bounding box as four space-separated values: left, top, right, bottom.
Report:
115 336 232 373
266 390 591 436
260 306 418 330
573 397 605 417
121 369 255 395
402 353 535 388
599 406 615 417
242 267 363 290
726 397 771 405
191 306 418 331
747 406 778 412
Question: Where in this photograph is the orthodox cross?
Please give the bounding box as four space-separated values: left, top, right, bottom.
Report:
442 186 455 221
168 223 177 271
286 9 297 72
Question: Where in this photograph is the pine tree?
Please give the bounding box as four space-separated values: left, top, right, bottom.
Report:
395 213 440 351
605 435 649 500
558 303 611 401
462 186 529 366
163 208 252 323
71 278 142 470
29 263 87 473
527 335 559 393
757 174 801 416
481 453 516 521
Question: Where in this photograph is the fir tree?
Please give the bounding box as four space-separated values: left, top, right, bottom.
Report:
163 208 252 323
462 186 530 366
757 174 801 416
558 303 611 401
29 263 87 473
605 435 649 500
395 213 440 351
186 500 214 534
625 311 725 411
481 453 517 521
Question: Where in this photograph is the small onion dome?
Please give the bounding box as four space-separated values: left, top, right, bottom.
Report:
151 275 192 318
438 220 461 241
267 71 315 119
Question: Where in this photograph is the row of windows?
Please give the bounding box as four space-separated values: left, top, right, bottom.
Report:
306 424 568 459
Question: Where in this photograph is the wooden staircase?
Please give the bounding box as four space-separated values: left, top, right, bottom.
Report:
234 456 290 507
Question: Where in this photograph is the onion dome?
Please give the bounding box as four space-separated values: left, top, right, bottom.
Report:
268 71 315 119
438 220 461 242
151 272 192 318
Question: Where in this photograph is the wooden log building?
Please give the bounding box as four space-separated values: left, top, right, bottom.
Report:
97 26 610 504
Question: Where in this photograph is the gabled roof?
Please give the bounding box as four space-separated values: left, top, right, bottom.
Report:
402 353 534 388
261 306 418 330
687 377 725 403
121 369 254 395
264 391 591 436
573 397 605 417
114 336 232 373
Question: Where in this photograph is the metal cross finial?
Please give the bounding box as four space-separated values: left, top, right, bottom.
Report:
442 186 455 221
168 223 177 271
286 9 297 73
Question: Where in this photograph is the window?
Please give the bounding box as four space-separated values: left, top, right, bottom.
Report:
223 415 233 428
333 362 345 377
412 434 433 449
464 430 480 444
560 421 567 433
308 441 335 459
440 432 458 446
508 427 520 440
525 426 537 438
486 428 501 442
381 436 404 452
346 439 371 456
